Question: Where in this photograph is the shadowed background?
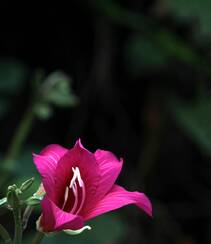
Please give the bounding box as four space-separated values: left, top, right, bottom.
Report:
0 1 211 243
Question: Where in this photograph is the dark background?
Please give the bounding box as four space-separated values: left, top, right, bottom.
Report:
1 1 211 243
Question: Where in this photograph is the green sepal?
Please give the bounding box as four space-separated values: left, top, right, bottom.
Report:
25 197 41 206
63 225 91 236
26 192 44 206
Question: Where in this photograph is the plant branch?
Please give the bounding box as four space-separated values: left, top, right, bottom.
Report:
13 206 22 244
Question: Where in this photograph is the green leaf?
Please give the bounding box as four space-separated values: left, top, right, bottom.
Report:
166 0 211 36
169 95 211 156
125 31 200 76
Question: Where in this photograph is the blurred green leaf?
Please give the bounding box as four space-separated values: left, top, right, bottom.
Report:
126 36 168 74
0 59 28 94
169 94 211 156
12 147 41 197
166 0 211 36
41 214 125 244
126 31 202 76
0 59 28 120
155 31 199 64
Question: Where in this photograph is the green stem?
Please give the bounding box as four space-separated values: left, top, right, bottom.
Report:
22 205 34 231
5 105 35 166
0 105 35 187
32 232 45 244
13 206 22 244
0 224 12 243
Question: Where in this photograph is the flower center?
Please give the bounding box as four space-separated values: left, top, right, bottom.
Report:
62 167 86 215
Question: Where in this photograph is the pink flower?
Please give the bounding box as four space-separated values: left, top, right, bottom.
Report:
33 139 152 233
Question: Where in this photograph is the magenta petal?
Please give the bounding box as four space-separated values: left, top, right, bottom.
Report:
40 144 68 160
83 185 152 220
41 196 84 232
33 144 68 198
94 149 123 200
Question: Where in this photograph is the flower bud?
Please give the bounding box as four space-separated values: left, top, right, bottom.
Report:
7 185 19 209
20 177 35 192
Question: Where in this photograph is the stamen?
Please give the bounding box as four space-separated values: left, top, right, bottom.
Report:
66 166 86 215
70 167 78 188
70 182 78 214
75 167 83 187
62 186 69 210
75 182 86 215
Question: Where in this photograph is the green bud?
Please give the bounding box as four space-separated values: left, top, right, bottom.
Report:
41 71 78 108
7 184 17 192
20 177 35 192
7 187 19 209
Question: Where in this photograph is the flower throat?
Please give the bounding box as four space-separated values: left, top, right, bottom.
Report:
62 167 86 215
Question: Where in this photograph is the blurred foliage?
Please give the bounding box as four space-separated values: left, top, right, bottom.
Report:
22 214 125 244
169 91 211 157
166 0 211 36
126 31 201 75
0 59 28 119
1 0 211 243
35 71 78 120
0 59 28 94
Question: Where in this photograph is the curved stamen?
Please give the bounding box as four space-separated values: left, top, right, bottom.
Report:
70 182 78 214
70 167 79 188
75 167 83 187
75 181 85 215
62 186 69 210
68 167 86 214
